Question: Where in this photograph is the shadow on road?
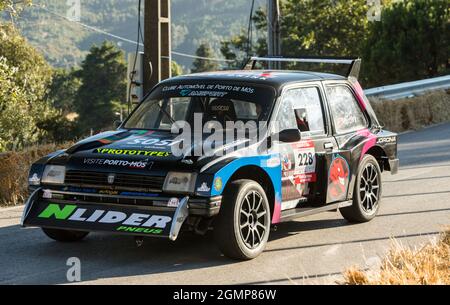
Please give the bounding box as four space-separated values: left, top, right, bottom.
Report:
0 225 236 284
269 218 353 241
0 216 358 285
384 190 450 199
265 231 440 254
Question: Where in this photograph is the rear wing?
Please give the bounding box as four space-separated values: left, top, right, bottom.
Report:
243 56 362 79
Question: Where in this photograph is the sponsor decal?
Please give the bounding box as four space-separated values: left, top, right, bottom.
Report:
107 173 116 185
279 140 317 204
182 90 228 98
63 188 157 198
265 157 281 168
181 159 194 165
214 177 223 192
167 198 180 208
120 192 160 198
64 187 97 194
162 83 257 98
294 173 317 184
211 105 230 112
116 226 163 235
292 140 316 178
37 203 172 233
99 190 119 196
125 138 181 147
94 148 171 157
180 89 191 96
42 189 52 199
29 173 40 185
281 154 293 171
197 182 211 193
84 158 149 169
377 136 396 144
327 155 350 202
186 72 277 81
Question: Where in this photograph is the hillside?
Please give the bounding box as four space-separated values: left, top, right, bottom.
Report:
8 0 264 70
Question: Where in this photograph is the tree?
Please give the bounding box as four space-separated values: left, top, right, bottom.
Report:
0 0 31 20
362 0 450 87
0 22 66 151
74 41 127 134
0 23 53 105
222 0 370 69
46 68 81 115
0 56 37 151
191 43 220 73
171 60 184 76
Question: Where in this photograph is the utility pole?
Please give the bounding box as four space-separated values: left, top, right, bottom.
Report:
267 0 281 68
144 0 171 94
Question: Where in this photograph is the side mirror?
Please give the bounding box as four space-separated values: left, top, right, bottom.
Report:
276 129 301 143
114 120 123 129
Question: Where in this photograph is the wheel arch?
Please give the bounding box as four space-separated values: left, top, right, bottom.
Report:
365 145 390 172
225 166 276 219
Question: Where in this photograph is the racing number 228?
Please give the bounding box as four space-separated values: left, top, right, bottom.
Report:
298 153 314 166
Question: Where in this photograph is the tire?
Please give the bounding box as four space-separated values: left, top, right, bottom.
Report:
42 228 89 242
340 155 382 223
214 180 271 260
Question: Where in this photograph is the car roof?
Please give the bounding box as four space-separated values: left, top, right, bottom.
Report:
160 70 347 92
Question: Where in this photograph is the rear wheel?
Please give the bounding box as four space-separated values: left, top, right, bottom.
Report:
340 155 382 223
214 180 271 260
42 228 89 242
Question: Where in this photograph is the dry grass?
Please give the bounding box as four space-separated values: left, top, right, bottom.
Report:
369 90 450 133
343 228 450 285
0 143 72 207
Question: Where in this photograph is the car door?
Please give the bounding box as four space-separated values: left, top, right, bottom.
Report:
322 82 370 204
271 84 336 210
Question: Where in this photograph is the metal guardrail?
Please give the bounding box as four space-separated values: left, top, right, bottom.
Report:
365 75 450 100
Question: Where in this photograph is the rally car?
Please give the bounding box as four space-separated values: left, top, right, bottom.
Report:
22 57 399 260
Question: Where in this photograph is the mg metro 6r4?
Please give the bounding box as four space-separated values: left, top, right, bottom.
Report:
22 57 399 260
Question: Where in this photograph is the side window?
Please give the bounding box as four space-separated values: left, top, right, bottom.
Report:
275 87 326 136
326 86 367 134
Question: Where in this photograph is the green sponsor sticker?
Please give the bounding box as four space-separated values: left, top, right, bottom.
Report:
38 204 77 219
116 226 163 235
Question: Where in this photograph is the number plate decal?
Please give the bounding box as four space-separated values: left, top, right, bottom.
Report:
292 140 317 184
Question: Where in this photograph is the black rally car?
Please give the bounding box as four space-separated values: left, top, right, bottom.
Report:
22 57 399 260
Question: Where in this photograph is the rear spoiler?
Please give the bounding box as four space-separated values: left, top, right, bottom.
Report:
243 56 362 79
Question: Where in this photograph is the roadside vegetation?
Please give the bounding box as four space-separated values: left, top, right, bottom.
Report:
343 228 450 285
369 90 450 133
0 143 72 206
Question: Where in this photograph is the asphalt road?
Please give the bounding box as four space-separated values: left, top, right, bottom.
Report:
1 123 449 285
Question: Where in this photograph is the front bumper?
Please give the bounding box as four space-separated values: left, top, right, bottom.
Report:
21 188 221 240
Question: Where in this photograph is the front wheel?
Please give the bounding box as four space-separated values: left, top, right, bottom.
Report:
340 155 382 223
214 180 271 260
42 228 89 242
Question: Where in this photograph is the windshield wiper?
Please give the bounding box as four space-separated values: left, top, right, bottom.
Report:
148 99 176 125
157 103 176 124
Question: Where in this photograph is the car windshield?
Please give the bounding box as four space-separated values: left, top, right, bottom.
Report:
124 82 276 131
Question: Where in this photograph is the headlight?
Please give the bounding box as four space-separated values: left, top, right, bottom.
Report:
41 165 66 185
163 172 197 194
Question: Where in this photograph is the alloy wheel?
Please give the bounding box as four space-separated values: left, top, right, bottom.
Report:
239 191 268 249
359 163 380 213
